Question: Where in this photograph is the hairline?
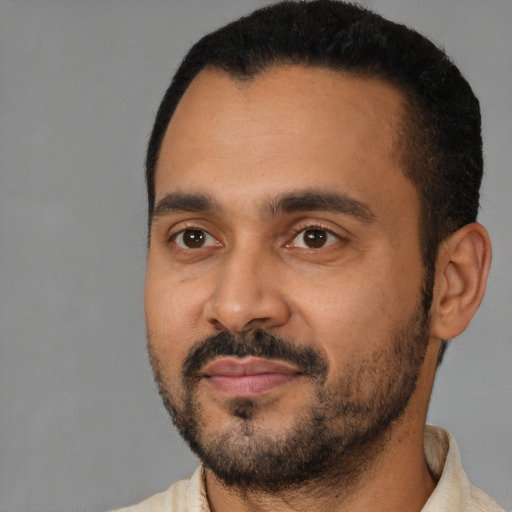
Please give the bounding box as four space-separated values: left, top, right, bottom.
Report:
149 62 426 243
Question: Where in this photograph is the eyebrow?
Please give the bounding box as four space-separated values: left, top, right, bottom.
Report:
268 190 375 223
153 192 219 218
152 189 375 224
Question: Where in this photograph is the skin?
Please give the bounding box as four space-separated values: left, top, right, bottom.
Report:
145 65 491 512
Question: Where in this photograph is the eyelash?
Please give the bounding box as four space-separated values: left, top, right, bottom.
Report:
167 224 219 249
286 223 342 248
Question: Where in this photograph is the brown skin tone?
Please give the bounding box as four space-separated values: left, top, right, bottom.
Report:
145 66 491 512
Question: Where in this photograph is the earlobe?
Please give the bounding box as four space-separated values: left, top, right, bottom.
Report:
430 223 492 340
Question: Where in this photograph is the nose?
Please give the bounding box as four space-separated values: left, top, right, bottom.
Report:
204 245 291 333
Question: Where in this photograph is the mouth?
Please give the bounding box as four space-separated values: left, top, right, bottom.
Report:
201 356 302 397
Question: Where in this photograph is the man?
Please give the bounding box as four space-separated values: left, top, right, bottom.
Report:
116 1 503 510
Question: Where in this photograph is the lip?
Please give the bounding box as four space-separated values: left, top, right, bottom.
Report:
201 356 301 397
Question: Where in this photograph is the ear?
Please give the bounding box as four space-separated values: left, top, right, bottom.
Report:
430 223 492 340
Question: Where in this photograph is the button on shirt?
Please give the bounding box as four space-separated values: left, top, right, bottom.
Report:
113 425 504 512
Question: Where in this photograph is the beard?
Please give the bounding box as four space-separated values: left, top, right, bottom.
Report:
147 289 431 494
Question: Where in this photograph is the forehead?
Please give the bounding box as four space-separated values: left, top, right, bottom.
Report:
155 65 417 223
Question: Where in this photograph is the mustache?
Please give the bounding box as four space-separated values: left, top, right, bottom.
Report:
182 329 328 384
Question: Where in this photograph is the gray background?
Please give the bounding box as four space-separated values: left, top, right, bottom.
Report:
0 1 510 511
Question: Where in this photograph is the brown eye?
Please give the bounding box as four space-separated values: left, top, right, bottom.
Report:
174 229 216 249
287 227 339 249
303 229 327 248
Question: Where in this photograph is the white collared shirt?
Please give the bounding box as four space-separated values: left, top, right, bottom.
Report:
113 425 504 512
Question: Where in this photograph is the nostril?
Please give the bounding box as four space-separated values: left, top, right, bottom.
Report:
208 318 226 331
246 317 272 329
207 316 272 335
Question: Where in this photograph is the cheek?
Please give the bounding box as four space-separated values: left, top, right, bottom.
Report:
146 245 212 313
300 285 387 350
144 262 207 369
290 259 422 361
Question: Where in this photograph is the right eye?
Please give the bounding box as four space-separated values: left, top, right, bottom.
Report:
172 229 217 249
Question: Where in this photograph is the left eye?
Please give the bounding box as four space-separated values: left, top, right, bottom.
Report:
288 228 339 249
173 229 217 249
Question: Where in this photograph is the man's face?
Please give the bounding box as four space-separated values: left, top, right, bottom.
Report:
145 66 432 489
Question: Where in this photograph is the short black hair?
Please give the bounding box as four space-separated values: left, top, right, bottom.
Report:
146 0 483 362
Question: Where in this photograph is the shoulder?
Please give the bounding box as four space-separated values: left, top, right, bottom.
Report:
110 467 207 512
112 486 170 512
423 425 504 512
